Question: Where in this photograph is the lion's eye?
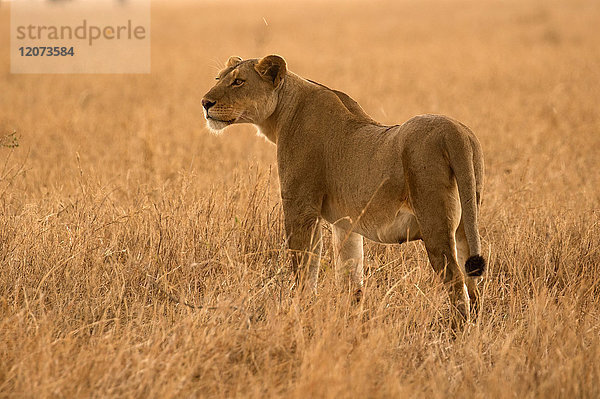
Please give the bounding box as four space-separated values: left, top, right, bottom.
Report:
232 78 245 87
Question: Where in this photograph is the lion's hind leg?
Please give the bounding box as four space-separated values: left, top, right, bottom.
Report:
422 228 471 328
407 177 471 328
456 221 481 319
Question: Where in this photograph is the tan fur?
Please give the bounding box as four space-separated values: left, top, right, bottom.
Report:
202 55 485 323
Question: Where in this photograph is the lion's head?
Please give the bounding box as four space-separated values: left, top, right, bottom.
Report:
202 55 287 132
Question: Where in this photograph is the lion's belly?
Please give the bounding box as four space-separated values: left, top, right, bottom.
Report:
367 208 420 244
321 196 420 244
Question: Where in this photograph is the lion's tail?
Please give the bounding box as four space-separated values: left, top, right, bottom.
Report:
446 132 485 277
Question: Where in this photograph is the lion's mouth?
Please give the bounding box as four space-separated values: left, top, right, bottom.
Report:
206 115 236 124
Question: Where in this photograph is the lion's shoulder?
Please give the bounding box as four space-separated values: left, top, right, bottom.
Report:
304 79 381 125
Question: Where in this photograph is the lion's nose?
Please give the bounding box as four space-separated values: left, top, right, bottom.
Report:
202 98 216 111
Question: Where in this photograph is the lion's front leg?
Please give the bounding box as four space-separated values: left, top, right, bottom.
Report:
332 224 364 291
283 202 323 293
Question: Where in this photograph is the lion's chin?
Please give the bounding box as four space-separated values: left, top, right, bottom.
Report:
206 117 233 133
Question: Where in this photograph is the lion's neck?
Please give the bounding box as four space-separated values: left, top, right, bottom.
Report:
256 72 379 144
255 73 313 144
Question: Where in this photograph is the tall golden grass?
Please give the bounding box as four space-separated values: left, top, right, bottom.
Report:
1 0 599 397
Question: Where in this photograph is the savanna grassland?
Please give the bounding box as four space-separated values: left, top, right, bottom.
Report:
1 0 600 397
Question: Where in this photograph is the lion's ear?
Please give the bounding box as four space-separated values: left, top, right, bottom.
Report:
255 55 287 87
226 56 243 68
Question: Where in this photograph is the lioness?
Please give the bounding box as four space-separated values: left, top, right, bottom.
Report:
202 55 485 322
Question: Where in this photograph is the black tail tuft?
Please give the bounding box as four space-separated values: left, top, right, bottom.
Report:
465 255 486 277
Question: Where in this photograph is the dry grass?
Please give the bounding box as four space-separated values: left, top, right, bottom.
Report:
1 0 600 397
